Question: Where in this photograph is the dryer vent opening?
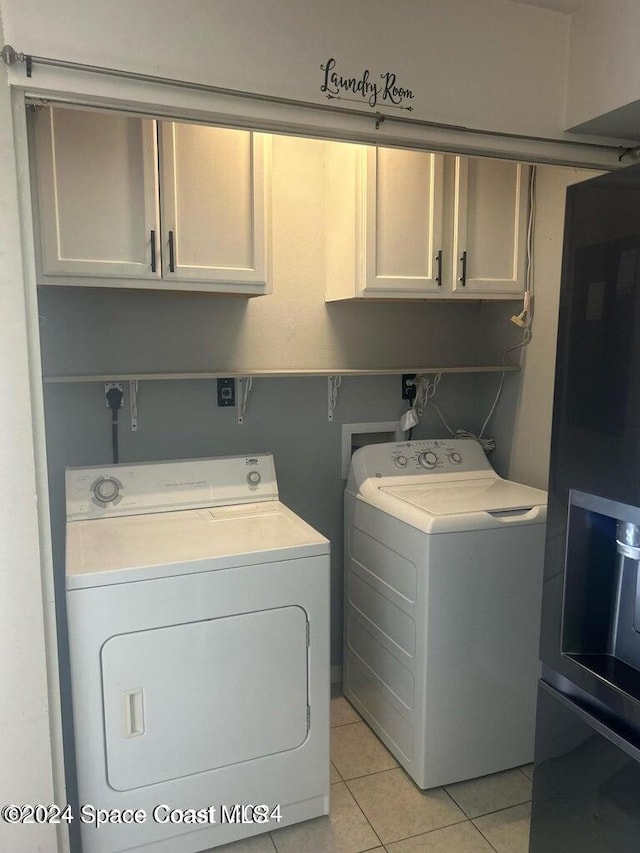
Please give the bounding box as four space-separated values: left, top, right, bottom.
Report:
341 421 403 480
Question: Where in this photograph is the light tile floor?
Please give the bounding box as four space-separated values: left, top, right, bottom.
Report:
214 695 533 853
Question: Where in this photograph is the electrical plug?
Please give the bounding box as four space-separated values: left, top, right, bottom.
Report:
400 408 419 432
105 383 124 414
510 291 531 328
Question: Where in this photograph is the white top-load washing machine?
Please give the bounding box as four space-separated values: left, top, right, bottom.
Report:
65 454 329 853
343 439 547 790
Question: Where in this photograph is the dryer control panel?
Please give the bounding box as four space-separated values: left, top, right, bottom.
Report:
66 454 278 520
347 439 493 493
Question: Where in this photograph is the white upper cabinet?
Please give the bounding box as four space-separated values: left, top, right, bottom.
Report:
325 143 444 300
31 107 271 294
364 147 444 294
32 107 160 281
159 123 271 291
325 142 530 301
451 156 529 295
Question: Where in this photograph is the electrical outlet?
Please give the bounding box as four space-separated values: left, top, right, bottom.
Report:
104 382 124 408
217 378 236 407
402 374 417 401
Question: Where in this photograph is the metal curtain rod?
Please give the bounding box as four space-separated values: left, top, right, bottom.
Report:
0 43 625 155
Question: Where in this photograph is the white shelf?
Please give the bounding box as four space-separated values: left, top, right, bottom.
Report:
43 365 518 383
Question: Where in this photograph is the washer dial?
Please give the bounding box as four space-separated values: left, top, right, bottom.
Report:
394 455 408 468
246 471 262 486
449 451 463 465
418 451 438 469
92 476 121 504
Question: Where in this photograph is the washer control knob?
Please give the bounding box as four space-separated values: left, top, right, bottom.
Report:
92 477 120 504
418 451 438 469
449 451 463 465
394 455 408 468
247 470 262 486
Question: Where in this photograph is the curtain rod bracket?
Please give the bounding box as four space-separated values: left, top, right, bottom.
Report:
619 145 640 162
1 44 31 76
1 45 24 67
375 112 385 131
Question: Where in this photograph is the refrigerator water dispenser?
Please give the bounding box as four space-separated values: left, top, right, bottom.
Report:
563 490 640 703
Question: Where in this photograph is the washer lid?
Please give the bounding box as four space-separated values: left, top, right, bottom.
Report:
66 501 329 590
381 477 546 516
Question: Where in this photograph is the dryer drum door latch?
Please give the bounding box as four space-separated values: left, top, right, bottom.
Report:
122 688 145 738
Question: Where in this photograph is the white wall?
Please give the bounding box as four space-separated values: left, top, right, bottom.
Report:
566 0 640 133
2 0 575 139
0 12 57 853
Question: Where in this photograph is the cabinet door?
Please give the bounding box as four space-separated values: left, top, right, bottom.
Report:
364 147 444 296
159 123 271 293
32 106 160 281
452 157 529 295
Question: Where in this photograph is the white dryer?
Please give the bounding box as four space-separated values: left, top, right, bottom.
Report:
65 454 329 853
343 439 547 790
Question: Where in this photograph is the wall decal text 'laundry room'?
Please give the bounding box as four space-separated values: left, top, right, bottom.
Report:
320 57 414 111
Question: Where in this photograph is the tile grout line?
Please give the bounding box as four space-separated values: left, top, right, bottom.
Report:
447 795 533 821
336 750 398 778
471 801 532 853
330 718 363 729
355 795 385 849
329 716 364 729
470 796 532 820
472 821 500 853
440 782 470 818
346 781 386 852
343 768 435 850
372 815 476 848
342 765 400 785
330 760 343 782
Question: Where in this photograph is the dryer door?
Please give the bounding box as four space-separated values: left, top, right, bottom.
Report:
101 605 309 790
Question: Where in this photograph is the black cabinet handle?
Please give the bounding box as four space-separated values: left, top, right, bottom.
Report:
168 231 175 273
459 250 467 287
150 230 157 273
435 249 443 287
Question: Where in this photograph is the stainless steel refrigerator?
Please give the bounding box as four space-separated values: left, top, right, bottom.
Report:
529 164 640 851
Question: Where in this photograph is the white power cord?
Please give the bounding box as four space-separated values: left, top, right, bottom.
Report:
421 324 531 454
426 401 497 453
478 328 531 436
511 166 536 329
401 165 537 449
400 374 442 432
480 164 536 440
414 374 442 415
